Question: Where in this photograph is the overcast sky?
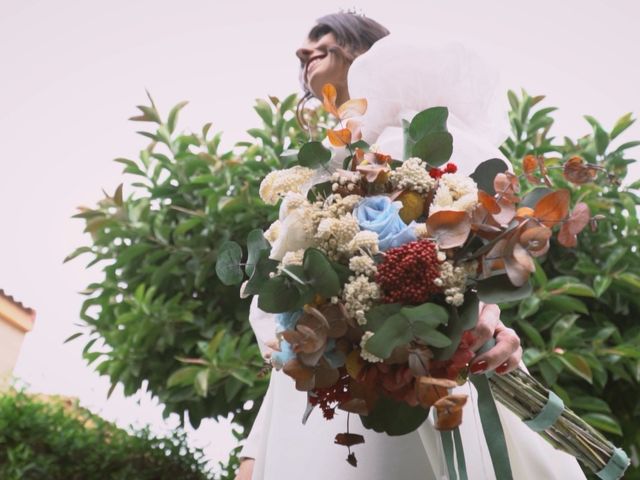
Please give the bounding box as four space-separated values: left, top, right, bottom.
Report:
1 0 639 469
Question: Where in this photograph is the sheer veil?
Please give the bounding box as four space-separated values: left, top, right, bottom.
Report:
347 33 511 173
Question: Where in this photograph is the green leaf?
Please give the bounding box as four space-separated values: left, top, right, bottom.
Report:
364 314 412 359
245 229 270 277
594 125 609 156
411 131 453 167
215 242 244 286
302 248 341 298
194 369 209 397
603 246 627 272
399 303 449 328
582 413 622 436
517 320 545 350
244 253 278 296
570 396 611 414
167 100 189 133
507 90 519 111
477 275 533 304
544 295 587 314
412 327 451 348
610 112 635 140
365 304 403 332
470 158 509 195
64 332 83 344
557 352 592 383
167 366 199 388
409 107 449 140
257 276 302 313
518 295 541 319
254 98 274 126
298 141 331 168
360 394 430 436
616 272 640 291
63 246 92 263
174 217 202 236
433 293 479 361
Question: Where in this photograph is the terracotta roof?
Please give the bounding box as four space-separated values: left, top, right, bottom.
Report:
0 289 36 332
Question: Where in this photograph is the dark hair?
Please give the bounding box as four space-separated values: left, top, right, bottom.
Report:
296 13 390 127
308 13 390 57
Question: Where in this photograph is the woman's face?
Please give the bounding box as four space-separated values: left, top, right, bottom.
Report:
296 32 352 103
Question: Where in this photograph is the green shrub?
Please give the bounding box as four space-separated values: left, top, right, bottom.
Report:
0 390 210 480
501 90 640 478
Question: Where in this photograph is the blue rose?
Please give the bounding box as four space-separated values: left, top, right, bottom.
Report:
354 196 417 251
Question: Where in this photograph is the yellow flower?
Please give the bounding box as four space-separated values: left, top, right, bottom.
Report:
398 191 424 223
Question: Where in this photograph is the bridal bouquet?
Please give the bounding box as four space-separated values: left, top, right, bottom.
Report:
216 85 629 478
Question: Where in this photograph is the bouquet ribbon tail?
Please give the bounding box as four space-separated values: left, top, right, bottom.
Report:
439 426 468 480
596 448 630 480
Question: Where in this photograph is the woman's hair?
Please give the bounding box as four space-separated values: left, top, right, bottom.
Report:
296 13 389 127
308 13 390 57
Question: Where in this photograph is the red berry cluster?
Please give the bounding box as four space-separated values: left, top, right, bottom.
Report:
309 369 351 420
428 162 458 179
376 239 443 304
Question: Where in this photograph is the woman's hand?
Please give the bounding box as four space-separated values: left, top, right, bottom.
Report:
469 302 522 375
235 458 255 480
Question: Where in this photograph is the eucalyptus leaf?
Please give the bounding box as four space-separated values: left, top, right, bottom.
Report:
215 241 244 286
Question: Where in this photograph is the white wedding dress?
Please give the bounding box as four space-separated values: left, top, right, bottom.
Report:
240 35 587 480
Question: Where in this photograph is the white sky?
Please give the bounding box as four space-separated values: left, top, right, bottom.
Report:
1 0 639 470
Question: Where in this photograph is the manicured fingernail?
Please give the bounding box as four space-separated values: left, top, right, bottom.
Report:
496 363 509 374
470 360 488 374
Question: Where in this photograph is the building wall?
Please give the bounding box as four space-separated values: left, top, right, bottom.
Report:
0 319 25 380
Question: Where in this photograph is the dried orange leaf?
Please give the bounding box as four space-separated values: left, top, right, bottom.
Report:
327 128 352 147
563 156 597 185
478 190 501 214
533 189 570 227
434 394 468 430
427 210 471 249
322 83 339 117
504 242 535 287
558 202 590 247
519 225 552 253
283 359 315 391
523 154 537 174
335 432 365 447
338 98 367 119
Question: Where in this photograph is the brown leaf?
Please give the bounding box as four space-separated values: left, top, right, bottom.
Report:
478 190 501 214
338 398 370 415
356 164 390 183
533 189 570 227
519 225 552 255
494 172 520 202
407 347 433 377
346 452 358 467
346 119 362 142
322 83 339 117
415 376 456 408
558 202 591 247
338 98 367 119
523 155 537 175
504 242 535 287
314 359 340 389
283 359 315 391
327 128 352 147
335 433 365 447
563 156 597 185
492 197 516 226
317 303 349 338
427 210 472 249
434 394 468 430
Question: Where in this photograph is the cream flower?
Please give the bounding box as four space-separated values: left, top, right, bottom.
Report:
360 331 383 363
349 255 377 277
259 166 315 205
342 275 380 325
390 157 437 193
430 173 479 215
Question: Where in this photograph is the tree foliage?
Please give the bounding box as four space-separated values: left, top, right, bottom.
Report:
67 93 325 476
0 390 210 480
501 90 640 478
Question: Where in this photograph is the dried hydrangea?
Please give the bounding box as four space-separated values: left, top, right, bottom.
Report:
390 157 437 193
315 214 360 260
359 331 383 363
349 254 377 277
346 230 380 255
437 259 477 306
264 220 281 245
342 274 380 325
259 166 315 205
281 249 305 267
430 173 479 215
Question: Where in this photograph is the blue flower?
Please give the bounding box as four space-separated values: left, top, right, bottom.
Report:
271 310 302 369
354 196 417 251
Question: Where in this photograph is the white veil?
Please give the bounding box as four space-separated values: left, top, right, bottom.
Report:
348 34 510 174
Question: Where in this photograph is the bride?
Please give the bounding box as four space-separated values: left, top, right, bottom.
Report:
235 12 586 480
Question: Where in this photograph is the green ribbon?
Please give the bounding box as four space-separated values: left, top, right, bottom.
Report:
439 426 468 480
523 391 564 432
471 374 514 480
596 448 630 480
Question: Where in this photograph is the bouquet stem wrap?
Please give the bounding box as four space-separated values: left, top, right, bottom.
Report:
489 369 630 480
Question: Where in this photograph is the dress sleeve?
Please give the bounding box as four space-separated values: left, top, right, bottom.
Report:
238 373 275 460
248 296 277 359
